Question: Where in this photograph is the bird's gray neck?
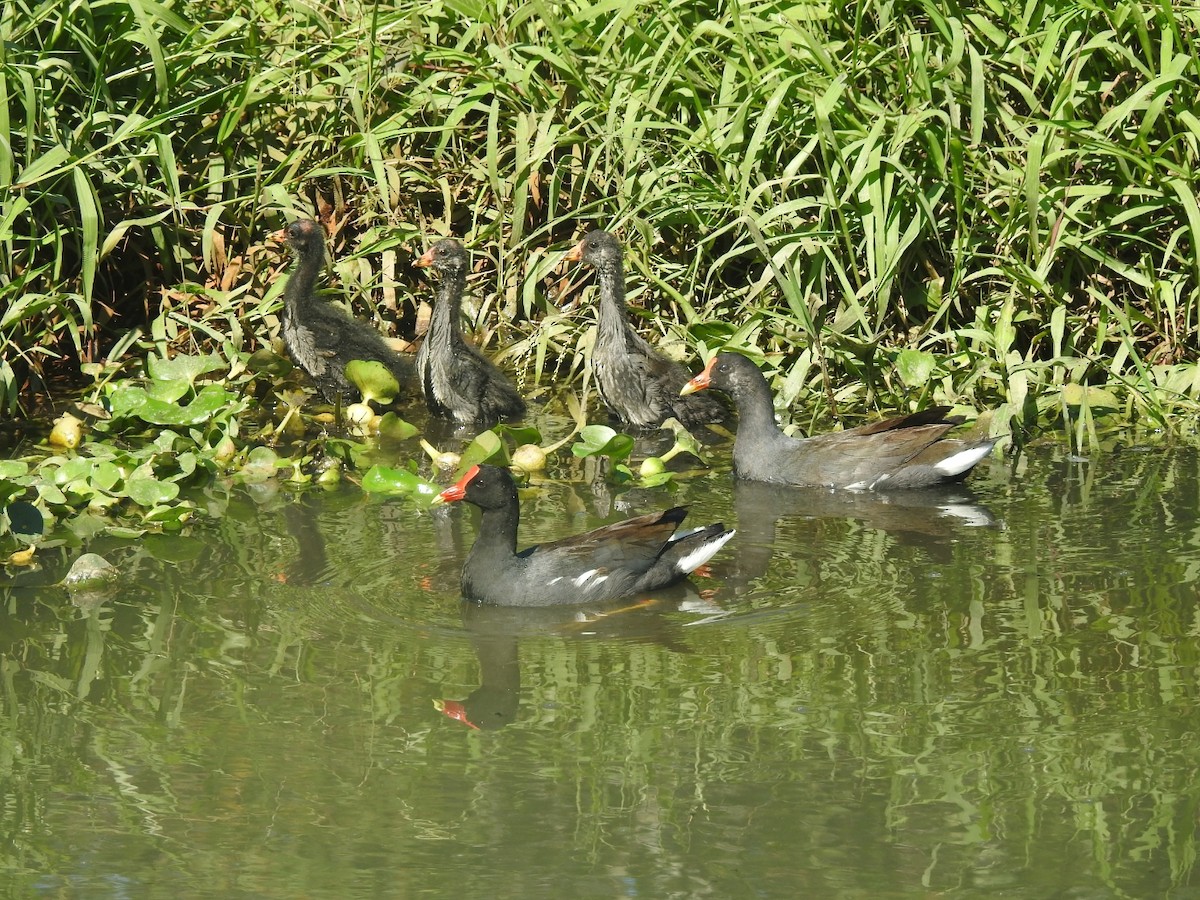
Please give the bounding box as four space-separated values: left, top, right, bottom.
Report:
428 270 468 344
732 372 787 462
284 249 326 311
595 262 631 348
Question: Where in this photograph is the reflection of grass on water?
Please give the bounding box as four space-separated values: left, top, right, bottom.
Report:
2 447 1199 893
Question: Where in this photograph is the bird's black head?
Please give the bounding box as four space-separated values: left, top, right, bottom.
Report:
283 219 326 255
566 229 623 269
433 463 519 511
681 352 763 397
415 238 469 275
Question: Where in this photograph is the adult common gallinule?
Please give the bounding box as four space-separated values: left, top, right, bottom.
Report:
431 464 734 606
275 219 414 401
682 353 998 490
564 230 726 430
414 239 526 425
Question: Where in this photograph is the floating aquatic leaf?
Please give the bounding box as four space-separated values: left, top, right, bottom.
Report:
361 465 438 496
345 359 400 405
126 476 180 507
571 425 634 462
459 430 507 470
0 461 30 478
108 384 242 426
377 413 418 441
146 353 225 386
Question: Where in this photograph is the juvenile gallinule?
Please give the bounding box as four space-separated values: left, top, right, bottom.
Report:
682 353 998 490
414 239 526 425
431 464 734 606
564 230 726 430
275 219 414 401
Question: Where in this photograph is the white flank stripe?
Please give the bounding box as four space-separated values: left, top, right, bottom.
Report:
675 529 736 574
573 569 599 587
934 443 993 476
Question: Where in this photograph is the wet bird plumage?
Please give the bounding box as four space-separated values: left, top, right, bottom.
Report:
276 219 414 401
565 230 726 430
414 238 525 425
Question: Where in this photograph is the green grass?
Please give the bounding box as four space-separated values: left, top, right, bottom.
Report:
2 0 1199 447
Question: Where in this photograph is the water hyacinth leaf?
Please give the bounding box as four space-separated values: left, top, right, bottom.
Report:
345 360 399 404
146 353 225 386
896 349 937 388
361 465 438 496
377 413 419 441
5 501 44 537
240 446 280 481
639 471 675 488
110 385 241 426
493 423 542 446
143 505 194 528
126 476 180 507
459 430 508 470
571 425 635 462
0 461 30 478
145 377 191 404
246 349 293 377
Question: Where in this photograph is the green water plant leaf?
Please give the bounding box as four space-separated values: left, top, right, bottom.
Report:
109 384 242 426
377 413 418 441
62 553 118 590
459 430 507 470
126 476 180 507
146 353 225 387
361 465 438 497
572 425 634 462
345 359 399 405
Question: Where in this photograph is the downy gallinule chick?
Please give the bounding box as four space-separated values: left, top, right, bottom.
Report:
564 230 726 430
414 239 526 425
682 353 998 490
431 464 735 606
275 219 414 401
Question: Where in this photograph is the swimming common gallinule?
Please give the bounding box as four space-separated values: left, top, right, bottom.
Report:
564 230 726 430
414 238 526 424
275 219 414 401
431 464 734 606
681 353 998 490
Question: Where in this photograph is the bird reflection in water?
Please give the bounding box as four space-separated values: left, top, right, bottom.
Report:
434 587 713 731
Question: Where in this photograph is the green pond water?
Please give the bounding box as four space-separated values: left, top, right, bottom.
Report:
3 441 1199 898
